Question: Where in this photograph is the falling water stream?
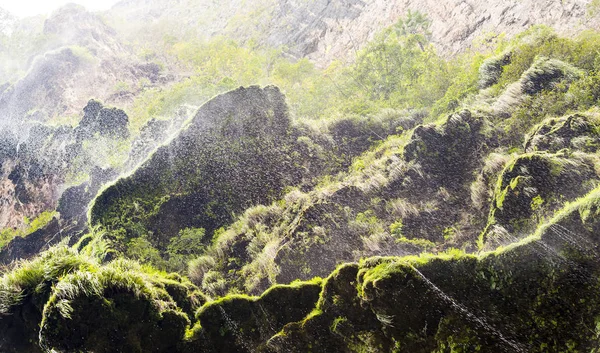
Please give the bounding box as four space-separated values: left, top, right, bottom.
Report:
409 265 527 353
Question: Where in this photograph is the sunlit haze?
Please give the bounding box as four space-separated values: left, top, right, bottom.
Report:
0 0 120 17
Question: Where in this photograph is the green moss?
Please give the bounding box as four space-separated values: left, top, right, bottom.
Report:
520 56 582 95
270 184 600 351
479 50 512 89
0 211 58 249
192 279 322 352
482 149 599 248
0 239 205 352
525 113 600 153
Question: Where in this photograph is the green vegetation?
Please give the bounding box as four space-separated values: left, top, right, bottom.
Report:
0 211 57 249
170 23 600 302
268 187 600 352
8 8 600 351
0 236 205 352
79 16 600 305
124 10 483 133
6 185 600 351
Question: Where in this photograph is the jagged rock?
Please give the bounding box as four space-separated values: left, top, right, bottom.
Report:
75 99 130 141
126 118 174 169
91 86 301 248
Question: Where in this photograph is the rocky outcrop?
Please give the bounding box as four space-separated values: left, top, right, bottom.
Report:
74 99 130 141
525 114 600 153
190 280 322 353
483 151 598 247
187 109 491 296
480 113 600 249
90 86 301 248
0 244 206 353
0 100 130 264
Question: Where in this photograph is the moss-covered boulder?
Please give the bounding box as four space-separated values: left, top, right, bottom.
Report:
39 260 192 352
189 279 322 353
403 110 486 190
483 150 598 247
0 243 204 353
0 245 96 353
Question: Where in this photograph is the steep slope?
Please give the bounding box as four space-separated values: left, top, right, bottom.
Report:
267 187 600 352
3 6 600 352
189 109 490 295
186 27 600 296
90 86 301 248
108 0 600 67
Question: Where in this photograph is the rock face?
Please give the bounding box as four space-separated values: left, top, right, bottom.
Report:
524 114 600 153
110 0 600 67
480 113 600 249
91 86 301 248
189 108 491 296
294 0 599 65
0 158 59 230
0 4 169 124
75 99 130 141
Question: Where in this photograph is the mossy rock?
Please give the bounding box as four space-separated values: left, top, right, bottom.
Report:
0 296 44 353
479 50 512 89
40 284 189 353
269 187 600 351
403 110 485 190
0 244 203 352
194 279 322 353
524 114 600 153
483 150 598 247
75 99 130 141
0 245 96 352
90 85 301 254
520 56 582 95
